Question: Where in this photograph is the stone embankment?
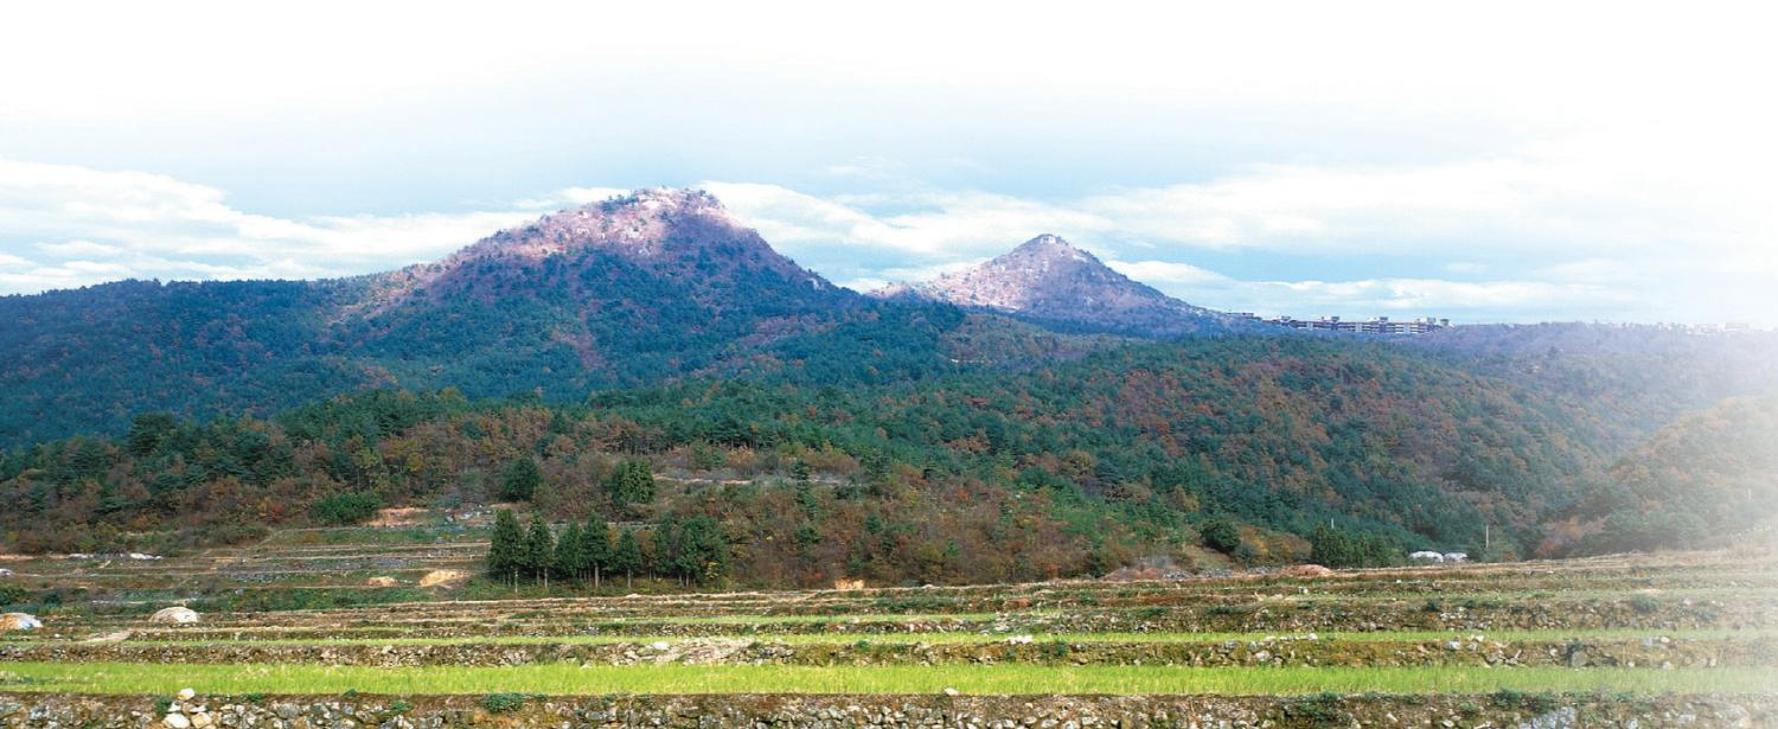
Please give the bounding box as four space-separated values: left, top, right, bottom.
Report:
3 692 1775 729
3 635 1772 669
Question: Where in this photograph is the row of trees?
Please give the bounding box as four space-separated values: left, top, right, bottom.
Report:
485 509 730 588
1308 524 1401 568
498 456 656 510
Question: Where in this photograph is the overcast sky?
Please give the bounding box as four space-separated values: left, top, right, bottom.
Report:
2 2 1774 324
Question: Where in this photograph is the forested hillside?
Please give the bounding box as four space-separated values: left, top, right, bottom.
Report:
8 334 1750 586
1549 394 1778 554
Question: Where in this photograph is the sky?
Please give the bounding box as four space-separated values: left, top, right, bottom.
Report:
2 2 1774 324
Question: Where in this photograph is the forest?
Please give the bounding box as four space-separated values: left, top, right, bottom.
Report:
4 334 1766 587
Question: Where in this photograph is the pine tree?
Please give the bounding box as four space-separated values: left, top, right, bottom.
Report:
652 515 682 584
583 516 612 589
605 460 657 509
500 456 543 502
678 515 730 585
487 509 524 586
554 521 585 582
524 514 554 588
611 528 643 589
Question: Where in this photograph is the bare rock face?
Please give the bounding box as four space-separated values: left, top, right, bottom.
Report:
880 235 1233 337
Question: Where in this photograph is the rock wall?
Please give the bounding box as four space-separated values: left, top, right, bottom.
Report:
2 692 1775 729
2 636 1771 669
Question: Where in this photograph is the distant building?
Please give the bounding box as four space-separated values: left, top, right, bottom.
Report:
1237 313 1451 335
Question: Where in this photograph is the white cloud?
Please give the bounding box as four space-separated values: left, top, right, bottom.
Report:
702 182 1117 260
0 158 544 294
34 240 122 257
1106 260 1231 287
515 186 631 210
1257 278 1623 313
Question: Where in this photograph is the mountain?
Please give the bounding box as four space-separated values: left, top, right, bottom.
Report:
334 188 863 391
0 189 975 446
3 189 1777 570
877 234 1236 336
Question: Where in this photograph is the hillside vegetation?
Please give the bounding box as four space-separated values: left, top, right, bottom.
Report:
9 334 1762 584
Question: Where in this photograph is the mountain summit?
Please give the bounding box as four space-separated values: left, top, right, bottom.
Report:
880 234 1231 336
375 188 832 307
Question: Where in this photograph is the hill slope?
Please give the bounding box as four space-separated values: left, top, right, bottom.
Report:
1 336 1621 567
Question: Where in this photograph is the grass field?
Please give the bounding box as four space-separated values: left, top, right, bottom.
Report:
5 627 1769 648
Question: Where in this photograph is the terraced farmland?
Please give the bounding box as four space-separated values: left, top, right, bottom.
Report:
3 539 1776 727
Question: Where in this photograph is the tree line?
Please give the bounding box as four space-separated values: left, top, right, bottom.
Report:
485 508 731 588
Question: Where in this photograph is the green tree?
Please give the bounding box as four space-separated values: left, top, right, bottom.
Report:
500 456 542 502
487 509 524 585
652 515 682 582
309 491 383 526
583 516 612 589
1310 525 1399 568
1199 517 1242 554
677 514 730 585
553 521 586 582
125 412 177 457
611 528 643 589
605 460 656 509
523 514 555 588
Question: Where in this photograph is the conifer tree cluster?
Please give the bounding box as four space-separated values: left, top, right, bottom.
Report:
605 460 657 509
484 507 729 589
486 509 624 588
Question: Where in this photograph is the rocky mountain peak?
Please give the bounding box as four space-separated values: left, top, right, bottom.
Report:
364 187 834 310
877 233 1230 336
1013 233 1084 256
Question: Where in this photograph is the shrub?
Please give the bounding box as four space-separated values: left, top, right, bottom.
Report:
1199 518 1242 554
1279 692 1346 726
1630 594 1660 614
0 584 31 608
1491 689 1559 713
481 693 529 713
1042 640 1071 660
309 492 382 526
